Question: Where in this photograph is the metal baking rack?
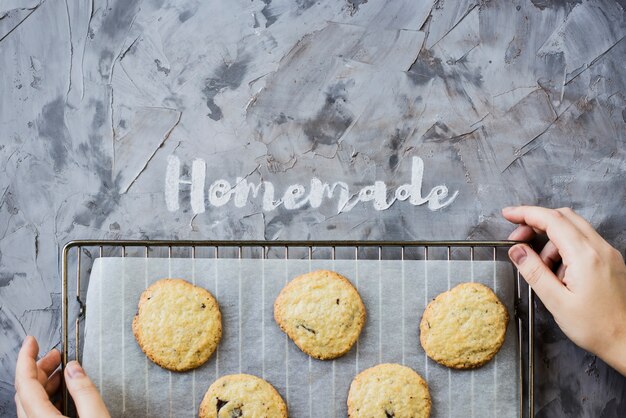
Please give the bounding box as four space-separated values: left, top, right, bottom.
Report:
61 240 534 417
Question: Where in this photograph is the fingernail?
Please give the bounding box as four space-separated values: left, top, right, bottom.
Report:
66 361 85 379
502 206 514 212
509 245 527 265
21 336 34 349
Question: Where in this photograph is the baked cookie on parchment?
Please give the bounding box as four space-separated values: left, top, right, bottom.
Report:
274 269 366 360
198 374 288 418
420 282 509 369
132 278 222 371
347 363 431 418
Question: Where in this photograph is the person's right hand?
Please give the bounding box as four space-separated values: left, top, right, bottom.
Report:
503 206 626 376
14 336 110 418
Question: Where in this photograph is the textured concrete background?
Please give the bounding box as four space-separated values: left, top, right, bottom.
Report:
1 0 626 416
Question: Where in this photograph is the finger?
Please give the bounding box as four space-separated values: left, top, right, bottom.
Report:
539 240 562 271
502 206 587 261
507 225 535 241
65 361 110 418
45 369 62 397
15 394 26 418
556 263 567 281
37 349 61 379
555 208 603 242
501 210 544 238
15 336 39 382
15 336 62 417
508 244 569 315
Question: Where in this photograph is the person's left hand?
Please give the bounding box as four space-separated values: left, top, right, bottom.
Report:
14 336 110 417
14 336 63 417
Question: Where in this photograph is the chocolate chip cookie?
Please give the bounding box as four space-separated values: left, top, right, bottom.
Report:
348 363 431 418
132 278 222 371
199 374 287 418
420 282 509 369
274 269 366 360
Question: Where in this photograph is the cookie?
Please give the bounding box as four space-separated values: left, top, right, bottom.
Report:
132 278 221 372
420 282 509 369
198 374 288 418
347 363 431 418
274 269 366 360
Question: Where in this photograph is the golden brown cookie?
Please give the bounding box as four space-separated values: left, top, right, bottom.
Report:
347 363 431 418
132 278 221 371
198 374 288 418
273 269 366 360
420 282 509 369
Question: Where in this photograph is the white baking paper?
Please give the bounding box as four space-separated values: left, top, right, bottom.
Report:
82 257 519 417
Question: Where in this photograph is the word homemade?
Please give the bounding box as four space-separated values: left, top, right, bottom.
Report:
165 156 458 214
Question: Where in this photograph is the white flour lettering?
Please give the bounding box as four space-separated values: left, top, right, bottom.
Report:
165 156 459 214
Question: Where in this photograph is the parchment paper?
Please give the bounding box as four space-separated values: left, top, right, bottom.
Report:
82 257 519 417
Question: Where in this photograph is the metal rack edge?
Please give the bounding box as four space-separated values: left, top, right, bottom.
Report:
63 239 522 248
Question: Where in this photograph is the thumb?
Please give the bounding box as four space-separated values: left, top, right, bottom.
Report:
64 361 110 418
508 244 567 315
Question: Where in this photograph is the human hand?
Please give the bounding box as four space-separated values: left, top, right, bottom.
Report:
503 206 626 376
14 336 110 417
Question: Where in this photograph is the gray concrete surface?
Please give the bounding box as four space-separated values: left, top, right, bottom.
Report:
1 0 625 416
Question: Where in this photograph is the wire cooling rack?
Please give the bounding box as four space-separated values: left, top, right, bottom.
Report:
61 240 534 417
